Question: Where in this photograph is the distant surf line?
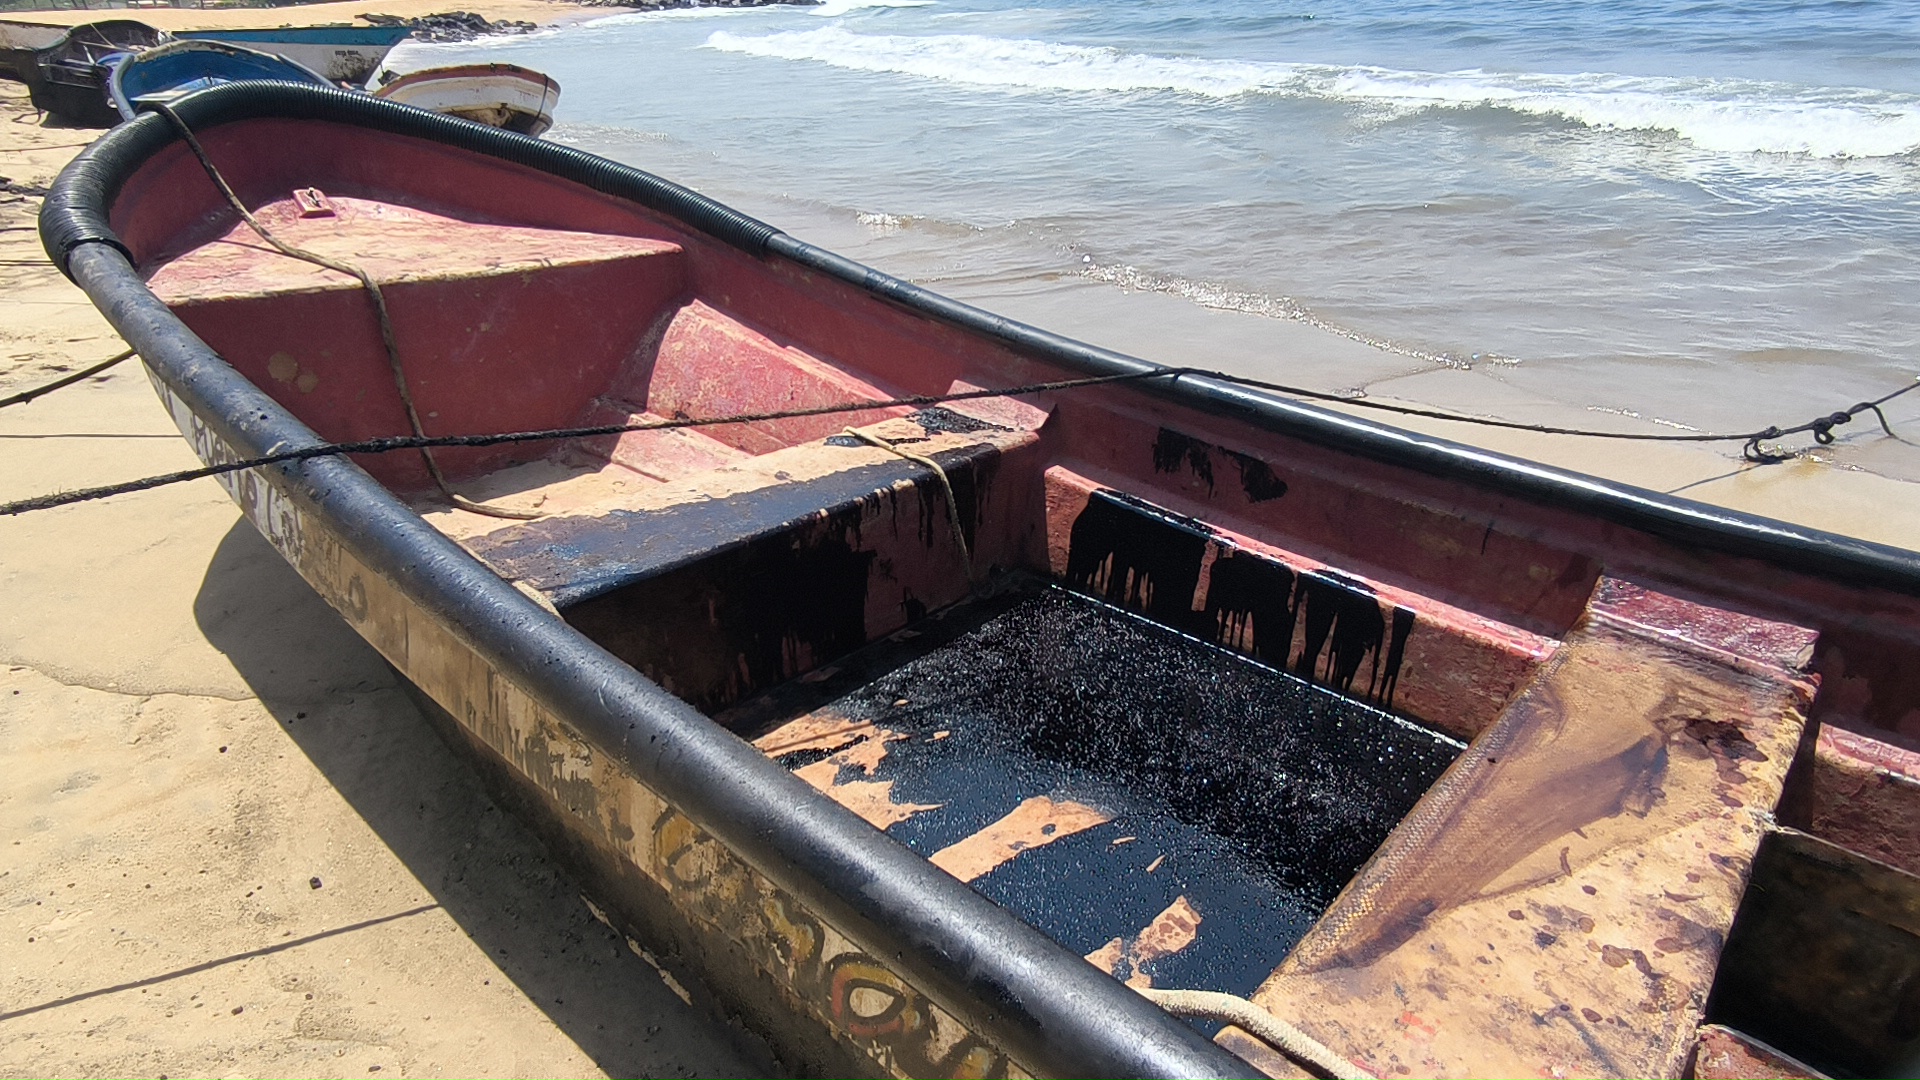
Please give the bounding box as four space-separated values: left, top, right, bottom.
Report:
704 26 1920 159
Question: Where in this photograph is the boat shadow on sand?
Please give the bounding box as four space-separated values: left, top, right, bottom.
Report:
193 520 773 1078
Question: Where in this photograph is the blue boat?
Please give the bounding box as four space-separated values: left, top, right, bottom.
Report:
108 39 330 122
174 24 411 84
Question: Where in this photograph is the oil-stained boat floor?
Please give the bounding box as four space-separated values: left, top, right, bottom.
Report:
725 580 1464 996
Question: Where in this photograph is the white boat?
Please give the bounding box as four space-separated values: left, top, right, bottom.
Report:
373 62 560 136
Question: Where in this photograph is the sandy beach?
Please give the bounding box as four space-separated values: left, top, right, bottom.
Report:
2 3 1918 1076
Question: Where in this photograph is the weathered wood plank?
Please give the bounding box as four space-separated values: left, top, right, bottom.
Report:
1251 581 1816 1079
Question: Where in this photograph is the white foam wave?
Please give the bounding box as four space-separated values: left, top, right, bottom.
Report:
811 0 935 16
1332 67 1920 158
588 5 759 26
702 26 1920 158
705 26 1288 95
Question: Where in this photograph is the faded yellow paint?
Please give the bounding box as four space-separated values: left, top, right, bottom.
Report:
753 714 877 757
930 796 1112 883
793 761 942 831
1084 895 1205 991
1134 895 1203 965
1085 937 1126 974
767 715 942 831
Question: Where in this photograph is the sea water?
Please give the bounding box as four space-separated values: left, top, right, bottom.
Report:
387 0 1920 476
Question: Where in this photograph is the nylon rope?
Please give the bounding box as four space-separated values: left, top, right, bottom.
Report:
5 360 1919 517
0 370 1171 516
1137 987 1373 1080
0 347 134 408
841 425 976 581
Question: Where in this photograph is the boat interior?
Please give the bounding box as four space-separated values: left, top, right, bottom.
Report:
121 117 1920 1078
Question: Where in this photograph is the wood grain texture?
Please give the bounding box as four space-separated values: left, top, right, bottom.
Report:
1252 582 1815 1079
929 796 1111 883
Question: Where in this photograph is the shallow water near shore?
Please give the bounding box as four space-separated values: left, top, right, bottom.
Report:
386 0 1920 483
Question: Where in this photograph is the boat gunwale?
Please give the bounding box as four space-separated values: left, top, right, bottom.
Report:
41 82 1920 607
40 86 1262 1080
374 61 561 94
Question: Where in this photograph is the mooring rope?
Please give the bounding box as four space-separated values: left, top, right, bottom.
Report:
0 347 134 409
3 358 1919 516
1137 987 1374 1080
152 103 538 520
0 370 1170 516
1222 369 1918 464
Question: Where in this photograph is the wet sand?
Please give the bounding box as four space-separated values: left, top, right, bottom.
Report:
770 205 1920 552
2 9 1917 1076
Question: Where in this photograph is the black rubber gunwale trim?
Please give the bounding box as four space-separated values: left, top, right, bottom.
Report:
43 89 1257 1080
42 84 1920 603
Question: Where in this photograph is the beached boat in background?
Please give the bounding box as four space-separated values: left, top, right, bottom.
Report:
109 40 330 123
175 25 411 86
373 63 560 136
0 18 67 85
40 82 1920 1079
24 19 166 126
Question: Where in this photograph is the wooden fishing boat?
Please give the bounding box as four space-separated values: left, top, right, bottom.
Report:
24 19 166 127
373 62 561 136
174 24 412 86
39 83 1920 1079
109 40 332 124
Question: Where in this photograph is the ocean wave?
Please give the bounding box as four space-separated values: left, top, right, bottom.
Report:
811 0 936 16
705 26 1287 95
588 5 760 25
702 26 1920 158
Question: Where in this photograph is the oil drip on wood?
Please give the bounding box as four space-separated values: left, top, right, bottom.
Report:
1152 427 1289 503
1064 489 1414 709
564 504 879 713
